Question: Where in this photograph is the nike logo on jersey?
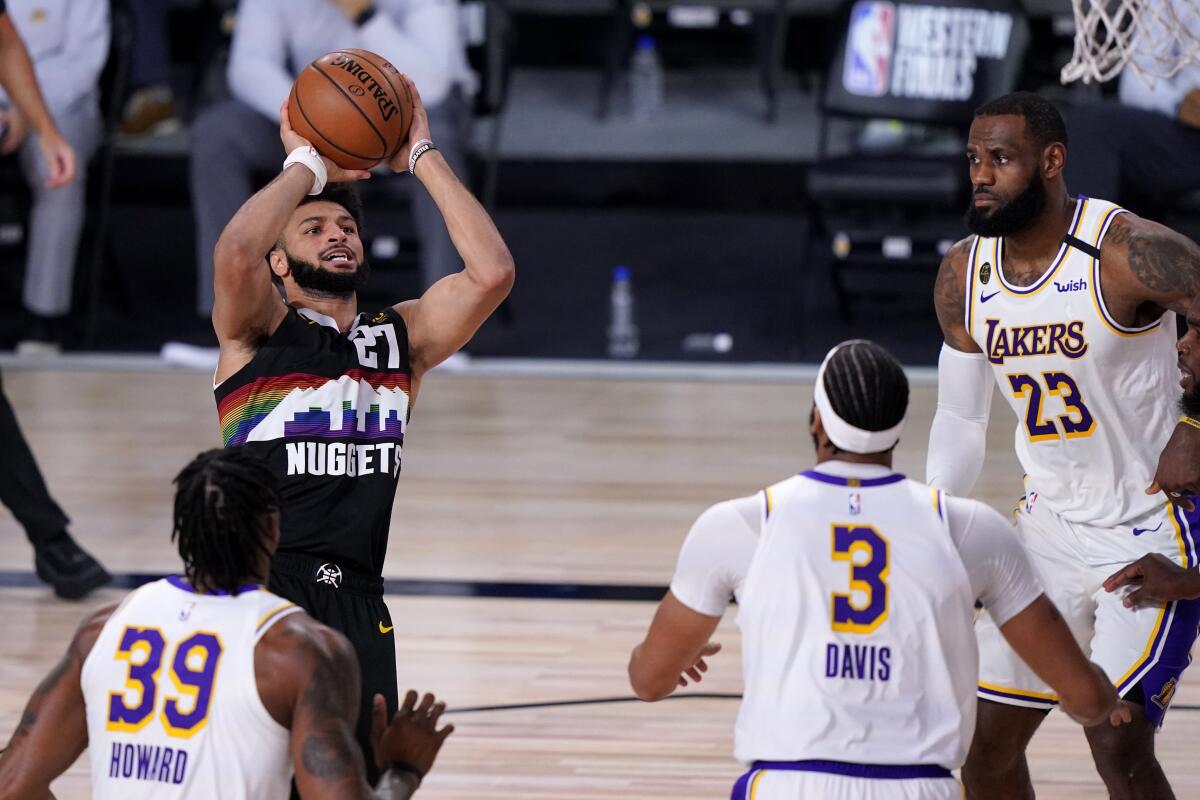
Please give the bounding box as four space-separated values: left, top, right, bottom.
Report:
1132 522 1163 537
980 291 1001 303
378 622 394 634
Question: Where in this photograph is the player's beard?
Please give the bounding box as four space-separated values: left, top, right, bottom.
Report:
963 174 1047 237
287 253 370 298
1181 386 1200 418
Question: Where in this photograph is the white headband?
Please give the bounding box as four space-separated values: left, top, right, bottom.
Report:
813 343 906 454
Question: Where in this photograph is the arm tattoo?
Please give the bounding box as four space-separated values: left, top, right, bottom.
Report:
298 634 362 782
933 239 973 346
11 652 72 739
1113 217 1200 302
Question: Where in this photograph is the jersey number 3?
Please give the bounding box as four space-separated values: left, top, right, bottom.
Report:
106 626 223 738
831 525 889 634
1007 371 1095 441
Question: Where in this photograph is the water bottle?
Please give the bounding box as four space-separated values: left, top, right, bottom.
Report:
630 35 663 122
607 265 639 359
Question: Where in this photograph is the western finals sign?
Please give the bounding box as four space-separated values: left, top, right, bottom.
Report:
843 1 1013 101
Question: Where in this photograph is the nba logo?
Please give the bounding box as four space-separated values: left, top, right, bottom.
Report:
1024 491 1039 515
843 1 895 97
849 492 862 515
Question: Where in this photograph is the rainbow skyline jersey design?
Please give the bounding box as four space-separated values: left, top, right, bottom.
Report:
215 306 412 575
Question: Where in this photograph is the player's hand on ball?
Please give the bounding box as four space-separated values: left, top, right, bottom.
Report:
388 76 432 175
278 99 372 183
371 690 455 778
678 641 722 688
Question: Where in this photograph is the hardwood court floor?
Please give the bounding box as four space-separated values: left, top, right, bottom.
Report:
0 367 1197 798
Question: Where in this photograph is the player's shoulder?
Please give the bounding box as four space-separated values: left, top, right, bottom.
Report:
73 602 121 661
939 492 1011 531
941 235 975 270
258 608 355 670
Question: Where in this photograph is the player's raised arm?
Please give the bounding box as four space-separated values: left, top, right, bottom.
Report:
927 238 993 496
0 604 114 799
212 102 372 363
387 77 515 376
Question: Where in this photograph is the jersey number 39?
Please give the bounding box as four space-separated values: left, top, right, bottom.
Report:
106 626 223 739
831 525 889 634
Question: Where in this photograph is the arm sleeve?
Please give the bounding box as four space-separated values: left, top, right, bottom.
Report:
926 343 993 496
20 0 108 112
360 1 466 107
945 496 1043 626
668 495 760 617
227 0 295 122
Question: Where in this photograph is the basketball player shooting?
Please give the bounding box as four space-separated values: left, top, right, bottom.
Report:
211 74 514 782
0 449 453 799
928 91 1200 798
629 340 1126 800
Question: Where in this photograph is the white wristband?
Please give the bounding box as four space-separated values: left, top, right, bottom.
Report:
408 139 436 175
282 146 327 195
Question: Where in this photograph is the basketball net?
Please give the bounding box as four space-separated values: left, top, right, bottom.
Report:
1061 0 1200 85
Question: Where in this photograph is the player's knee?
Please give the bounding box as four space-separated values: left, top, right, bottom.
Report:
1085 716 1158 778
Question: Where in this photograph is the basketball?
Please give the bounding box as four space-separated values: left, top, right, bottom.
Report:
288 48 413 170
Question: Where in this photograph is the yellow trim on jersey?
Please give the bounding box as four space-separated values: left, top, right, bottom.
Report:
256 602 297 633
1168 502 1189 569
977 680 1059 702
749 769 767 799
763 487 773 520
966 235 983 338
995 199 1086 298
1114 603 1168 689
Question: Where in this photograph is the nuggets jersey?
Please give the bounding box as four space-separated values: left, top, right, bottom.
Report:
81 577 301 799
215 306 412 575
735 472 977 767
964 196 1179 528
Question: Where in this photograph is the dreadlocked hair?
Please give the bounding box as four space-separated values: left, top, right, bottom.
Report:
822 340 910 436
171 448 280 594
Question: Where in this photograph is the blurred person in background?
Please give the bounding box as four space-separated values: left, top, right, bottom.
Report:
0 0 109 599
117 0 180 138
185 0 475 348
1 0 108 353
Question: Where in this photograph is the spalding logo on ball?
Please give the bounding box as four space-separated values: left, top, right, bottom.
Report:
288 48 414 170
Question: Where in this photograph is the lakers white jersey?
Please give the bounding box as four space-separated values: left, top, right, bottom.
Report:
965 196 1179 528
735 471 977 767
81 577 301 799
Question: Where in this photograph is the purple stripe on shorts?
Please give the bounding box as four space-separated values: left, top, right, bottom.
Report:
751 760 952 780
1129 598 1200 728
729 767 757 800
